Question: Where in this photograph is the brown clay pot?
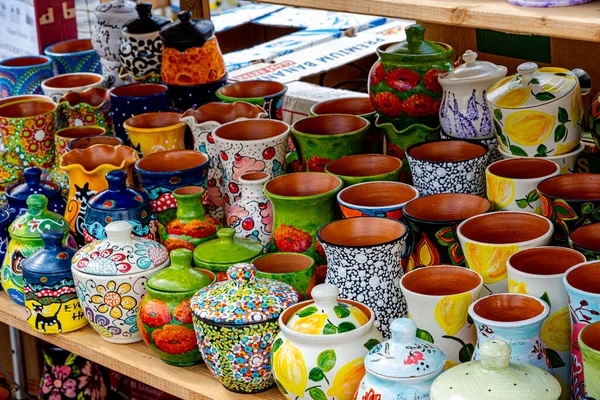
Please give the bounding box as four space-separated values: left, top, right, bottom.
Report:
508 246 586 276
0 100 56 118
43 74 103 89
59 87 111 107
569 223 600 260
488 158 559 179
123 112 186 156
337 181 418 220
0 95 53 108
181 101 267 125
311 97 376 116
252 252 316 301
67 136 123 151
216 80 287 120
46 39 94 54
472 293 547 322
324 154 402 186
408 139 487 162
401 265 483 296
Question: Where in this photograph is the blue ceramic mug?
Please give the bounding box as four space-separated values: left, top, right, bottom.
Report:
0 55 54 97
44 39 102 75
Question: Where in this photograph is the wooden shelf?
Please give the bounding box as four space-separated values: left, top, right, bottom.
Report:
257 0 600 42
0 291 284 400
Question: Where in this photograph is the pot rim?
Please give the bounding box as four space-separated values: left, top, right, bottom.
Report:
216 80 287 102
263 172 343 202
578 322 600 354
42 73 104 90
403 193 492 225
309 97 376 118
507 246 586 279
569 224 600 254
374 114 440 133
337 181 419 210
406 139 488 164
324 154 402 179
252 252 315 276
0 55 53 69
537 173 600 203
134 149 209 175
317 216 408 249
292 114 370 138
212 118 289 144
110 83 168 99
180 101 268 126
44 39 95 56
485 158 560 182
468 293 549 328
563 260 600 297
124 112 186 133
60 144 139 175
400 265 483 298
0 99 57 118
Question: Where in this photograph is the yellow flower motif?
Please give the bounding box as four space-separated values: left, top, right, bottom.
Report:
541 306 570 352
326 358 365 400
91 281 136 319
464 242 518 284
435 292 472 336
505 110 555 146
486 176 515 210
496 87 530 108
508 279 528 294
291 314 328 334
349 306 369 326
272 340 307 397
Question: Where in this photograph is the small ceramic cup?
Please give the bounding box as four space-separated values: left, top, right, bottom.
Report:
252 252 316 301
0 56 54 96
569 223 600 261
457 211 554 294
216 80 287 120
486 158 559 213
44 39 102 75
67 136 123 151
124 112 186 156
579 321 600 399
41 73 104 102
0 94 53 108
406 139 489 196
499 141 585 175
58 87 112 133
324 154 402 186
337 181 418 220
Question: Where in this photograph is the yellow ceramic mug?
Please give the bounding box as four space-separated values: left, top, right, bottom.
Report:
123 112 186 156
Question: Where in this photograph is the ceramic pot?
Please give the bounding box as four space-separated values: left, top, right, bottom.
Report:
110 83 170 144
538 174 600 244
22 230 86 333
337 181 419 220
252 252 315 301
499 141 585 175
0 161 23 205
507 0 593 7
440 128 502 165
100 59 129 88
569 223 600 260
324 154 402 186
58 87 113 133
217 80 287 120
214 119 289 222
438 50 507 140
123 112 185 156
0 94 53 108
41 73 105 103
272 283 383 400
579 322 600 399
564 260 600 399
357 318 446 400
60 144 139 245
92 0 137 62
507 246 586 398
430 339 561 400
0 56 54 97
165 77 228 113
138 248 215 366
400 266 483 366
44 39 102 75
231 172 272 250
291 114 369 172
319 216 408 337
68 136 123 151
134 150 209 226
487 63 587 157
403 193 492 270
1 195 70 305
486 158 560 213
72 221 169 343
406 139 489 196
180 101 268 223
162 186 221 252
83 170 154 243
369 24 452 130
191 263 298 393
457 211 554 294
0 210 9 287
5 167 66 221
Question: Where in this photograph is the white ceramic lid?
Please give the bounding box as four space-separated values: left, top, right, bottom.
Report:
439 50 507 82
95 0 137 17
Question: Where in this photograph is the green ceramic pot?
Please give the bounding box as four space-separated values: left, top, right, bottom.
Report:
579 321 600 399
324 154 402 186
291 114 370 172
253 252 316 301
216 80 286 120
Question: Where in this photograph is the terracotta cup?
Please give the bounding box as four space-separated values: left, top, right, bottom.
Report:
252 252 316 301
406 139 489 196
538 174 600 244
400 265 483 366
570 223 600 261
486 158 560 213
58 87 112 133
216 80 287 120
41 73 104 102
457 211 554 294
67 135 123 151
579 321 600 399
44 39 102 75
337 181 418 220
324 154 402 186
0 56 54 97
124 112 186 156
499 141 585 175
0 94 53 108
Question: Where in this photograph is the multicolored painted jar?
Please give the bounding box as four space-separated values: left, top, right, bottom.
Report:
22 230 86 334
0 210 9 289
138 248 215 366
1 195 70 305
83 170 155 243
190 263 298 393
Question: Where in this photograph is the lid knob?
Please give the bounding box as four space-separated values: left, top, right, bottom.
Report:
217 228 235 243
311 283 339 309
135 2 152 18
517 62 538 87
390 318 417 344
480 339 511 371
41 230 63 249
227 263 256 287
23 167 41 187
170 248 192 269
106 170 127 192
104 221 133 242
27 194 48 216
462 50 478 66
177 10 191 24
405 24 425 45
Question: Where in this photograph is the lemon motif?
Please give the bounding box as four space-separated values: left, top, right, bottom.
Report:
326 358 365 400
486 177 515 210
496 87 530 108
291 314 328 334
538 67 571 73
556 139 580 155
272 340 308 397
505 110 555 146
533 206 542 214
435 292 472 336
541 306 571 352
541 75 576 93
464 243 518 284
508 279 528 294
571 86 583 128
349 307 369 326
444 360 458 370
488 76 514 93
557 374 569 400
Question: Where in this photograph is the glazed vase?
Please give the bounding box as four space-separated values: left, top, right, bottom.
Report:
253 252 316 301
0 55 54 96
579 322 600 400
124 112 186 156
231 172 272 250
216 80 287 120
44 39 102 75
400 266 483 366
58 88 113 133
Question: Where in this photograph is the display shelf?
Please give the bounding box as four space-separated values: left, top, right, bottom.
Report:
0 291 284 400
256 0 600 42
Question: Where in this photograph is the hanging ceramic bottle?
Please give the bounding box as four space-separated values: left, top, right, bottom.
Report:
231 172 272 251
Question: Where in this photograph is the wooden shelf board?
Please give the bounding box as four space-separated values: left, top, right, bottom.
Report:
257 0 600 42
0 291 284 400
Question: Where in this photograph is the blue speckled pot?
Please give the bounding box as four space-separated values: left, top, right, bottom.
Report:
0 56 54 97
44 39 102 75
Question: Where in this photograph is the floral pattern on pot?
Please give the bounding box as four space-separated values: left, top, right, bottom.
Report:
440 90 495 139
58 93 113 134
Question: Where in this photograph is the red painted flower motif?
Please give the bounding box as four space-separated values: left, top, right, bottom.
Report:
274 224 312 253
307 155 331 172
423 68 445 93
137 314 151 346
152 325 197 354
404 350 425 365
385 68 420 92
316 265 327 284
374 92 403 118
263 147 275 160
362 388 382 400
139 299 172 327
314 240 326 258
403 94 437 117
369 62 386 86
174 300 193 324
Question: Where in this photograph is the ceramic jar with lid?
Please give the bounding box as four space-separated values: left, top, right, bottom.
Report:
22 230 86 334
272 283 384 400
439 50 507 139
487 62 587 157
1 195 70 306
190 263 298 393
357 318 446 400
83 170 155 243
430 339 561 400
71 221 169 344
138 248 215 366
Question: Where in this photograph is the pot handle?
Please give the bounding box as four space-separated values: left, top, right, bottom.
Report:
572 68 592 96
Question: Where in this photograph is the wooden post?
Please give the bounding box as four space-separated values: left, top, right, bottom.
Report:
180 0 211 19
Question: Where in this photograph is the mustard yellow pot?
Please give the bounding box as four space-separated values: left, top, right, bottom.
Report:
123 112 186 156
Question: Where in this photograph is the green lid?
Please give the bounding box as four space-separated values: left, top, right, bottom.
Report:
386 24 447 55
10 195 69 239
193 228 263 266
147 248 215 292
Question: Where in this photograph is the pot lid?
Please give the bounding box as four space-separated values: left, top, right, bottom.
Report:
365 318 445 378
430 340 561 400
22 230 76 275
286 284 370 335
95 0 137 17
159 11 215 52
487 62 578 109
72 221 169 276
123 3 170 35
7 167 61 202
439 50 507 82
88 170 149 211
190 263 297 324
385 24 447 55
10 195 70 239
193 228 262 266
147 248 215 292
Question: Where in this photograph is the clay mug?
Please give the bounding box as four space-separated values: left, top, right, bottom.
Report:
570 223 600 261
216 80 287 120
68 135 123 151
124 112 186 156
41 73 105 102
499 141 585 175
44 39 102 75
337 181 419 220
400 265 483 366
0 56 54 97
252 252 316 301
58 87 112 133
579 321 600 399
324 154 402 186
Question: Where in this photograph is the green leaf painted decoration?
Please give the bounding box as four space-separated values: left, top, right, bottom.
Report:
435 226 456 246
275 379 288 395
558 107 569 124
516 199 530 209
510 145 528 157
338 321 357 333
494 109 503 121
77 391 86 400
417 328 435 343
536 144 548 156
540 292 552 308
554 199 578 220
529 78 540 85
364 338 380 351
334 305 350 318
499 133 509 148
546 348 566 368
309 387 328 400
555 72 568 76
323 323 337 335
317 349 337 372
581 202 594 215
297 306 318 318
64 352 78 366
272 338 283 353
309 367 325 382
527 190 539 203
467 314 474 325
554 124 567 142
534 91 556 101
460 343 475 363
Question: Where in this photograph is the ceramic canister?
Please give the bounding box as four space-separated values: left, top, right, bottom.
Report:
92 0 137 63
456 211 554 294
190 263 298 393
400 266 483 367
337 181 419 220
216 81 287 120
231 172 273 250
253 252 316 301
123 112 186 156
0 55 54 97
58 87 113 133
507 246 586 399
499 141 585 175
41 73 105 103
579 321 600 399
324 154 402 186
44 39 102 75
71 221 169 343
569 223 600 261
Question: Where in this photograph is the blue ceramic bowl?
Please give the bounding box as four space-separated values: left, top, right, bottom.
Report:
166 75 228 113
44 39 102 75
0 55 54 97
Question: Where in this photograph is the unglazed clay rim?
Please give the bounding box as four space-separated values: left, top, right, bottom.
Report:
317 216 408 249
42 73 104 90
578 322 600 354
292 114 370 138
180 101 268 126
123 112 186 133
507 246 586 278
58 87 111 108
563 260 600 296
67 136 123 151
0 99 57 118
60 144 139 175
403 193 492 225
252 252 315 275
310 97 376 118
400 265 483 298
56 126 106 139
0 55 52 68
134 150 209 175
499 141 585 160
324 154 402 179
537 173 600 203
570 224 600 254
212 119 290 144
468 293 549 328
406 139 488 164
486 158 560 182
0 95 53 108
216 80 287 102
45 39 95 56
263 172 343 201
337 181 419 210
239 172 270 185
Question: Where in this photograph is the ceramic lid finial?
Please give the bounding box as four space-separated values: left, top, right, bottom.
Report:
480 339 511 371
26 194 48 216
517 62 538 87
106 170 127 192
311 283 339 308
462 50 477 65
135 2 152 18
390 318 417 344
170 248 193 269
23 167 41 187
41 230 63 249
177 10 191 23
406 24 425 44
227 263 256 287
217 228 235 243
104 220 133 242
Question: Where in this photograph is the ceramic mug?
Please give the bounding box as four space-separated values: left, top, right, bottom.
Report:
252 252 316 301
486 158 560 213
570 223 600 261
337 181 419 220
124 112 186 156
324 154 402 186
44 39 102 75
499 141 585 175
0 56 54 97
216 80 287 120
41 73 105 102
58 87 112 133
579 321 600 399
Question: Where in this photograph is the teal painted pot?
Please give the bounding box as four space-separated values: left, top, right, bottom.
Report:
253 252 316 301
325 154 401 186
